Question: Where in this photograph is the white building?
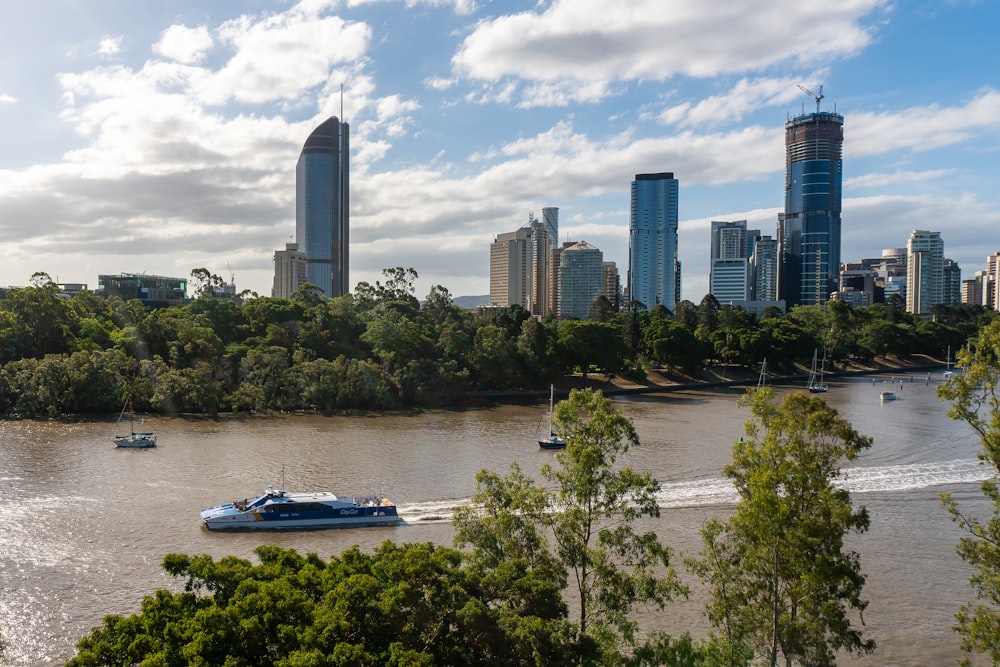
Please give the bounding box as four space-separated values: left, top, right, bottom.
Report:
906 230 944 315
558 241 604 319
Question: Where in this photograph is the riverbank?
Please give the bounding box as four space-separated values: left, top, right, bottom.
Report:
537 353 947 400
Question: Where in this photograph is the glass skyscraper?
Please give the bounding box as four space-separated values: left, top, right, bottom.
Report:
779 107 843 306
628 172 679 310
296 116 350 298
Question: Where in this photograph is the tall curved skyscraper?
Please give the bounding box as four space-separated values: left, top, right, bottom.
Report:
628 172 679 310
296 116 349 298
778 106 843 307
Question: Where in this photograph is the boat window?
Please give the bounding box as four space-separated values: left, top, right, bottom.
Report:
264 502 329 512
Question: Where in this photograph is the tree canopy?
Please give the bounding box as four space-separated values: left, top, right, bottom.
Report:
938 320 1000 665
689 387 875 666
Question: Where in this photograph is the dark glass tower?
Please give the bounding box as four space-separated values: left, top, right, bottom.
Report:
778 107 843 307
296 116 350 298
628 172 679 310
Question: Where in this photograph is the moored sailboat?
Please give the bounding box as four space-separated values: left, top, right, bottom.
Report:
113 399 156 448
538 384 566 449
808 349 828 393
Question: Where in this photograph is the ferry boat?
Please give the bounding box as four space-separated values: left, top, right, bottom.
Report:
200 487 403 531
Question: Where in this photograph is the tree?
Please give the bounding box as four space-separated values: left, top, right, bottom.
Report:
689 387 875 666
454 388 685 663
937 319 1000 665
68 543 578 666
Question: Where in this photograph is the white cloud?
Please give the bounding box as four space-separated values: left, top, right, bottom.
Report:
452 0 887 106
846 169 956 191
202 11 371 106
154 25 214 64
0 94 16 104
97 35 124 58
849 88 1000 157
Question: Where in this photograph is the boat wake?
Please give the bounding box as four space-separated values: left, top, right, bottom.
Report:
397 458 993 523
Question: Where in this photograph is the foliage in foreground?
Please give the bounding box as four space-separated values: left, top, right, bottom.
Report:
454 388 687 664
688 387 875 666
68 541 579 667
938 319 1000 666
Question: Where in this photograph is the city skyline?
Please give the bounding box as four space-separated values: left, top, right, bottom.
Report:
0 2 999 301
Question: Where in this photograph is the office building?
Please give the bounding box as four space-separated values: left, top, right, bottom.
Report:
98 273 187 308
778 99 843 307
272 242 308 299
489 226 533 309
628 172 679 311
942 258 962 307
750 236 779 302
602 261 621 312
710 220 751 304
296 116 349 297
906 230 944 315
557 241 604 319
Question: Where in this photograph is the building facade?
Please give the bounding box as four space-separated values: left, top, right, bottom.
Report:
296 116 349 298
628 172 679 311
942 258 962 307
906 230 944 315
778 107 843 307
489 226 533 309
557 241 604 319
98 273 187 308
272 242 307 299
750 235 779 302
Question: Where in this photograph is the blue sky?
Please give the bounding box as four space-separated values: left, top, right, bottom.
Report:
0 0 998 302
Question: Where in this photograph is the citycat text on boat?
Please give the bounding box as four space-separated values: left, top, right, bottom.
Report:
200 487 403 531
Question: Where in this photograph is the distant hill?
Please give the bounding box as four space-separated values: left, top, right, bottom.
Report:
453 294 488 309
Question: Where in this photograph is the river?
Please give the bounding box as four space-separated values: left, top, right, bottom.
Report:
0 372 991 665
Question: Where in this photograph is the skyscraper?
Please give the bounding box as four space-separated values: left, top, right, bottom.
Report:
296 116 349 298
778 98 843 307
628 172 679 311
557 241 604 319
489 226 533 308
906 230 944 315
710 220 751 303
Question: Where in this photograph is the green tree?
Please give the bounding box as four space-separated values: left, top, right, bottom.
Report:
455 388 684 663
68 543 577 666
689 387 875 666
937 320 1000 665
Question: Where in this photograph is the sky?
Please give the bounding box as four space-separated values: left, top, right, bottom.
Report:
1 0 998 303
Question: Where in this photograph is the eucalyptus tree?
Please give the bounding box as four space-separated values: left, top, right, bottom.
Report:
689 387 875 666
455 388 685 664
938 320 1000 665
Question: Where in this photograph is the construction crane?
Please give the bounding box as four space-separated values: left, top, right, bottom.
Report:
797 84 824 113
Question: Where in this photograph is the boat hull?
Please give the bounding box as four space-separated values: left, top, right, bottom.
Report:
114 434 156 448
200 492 403 531
539 437 566 449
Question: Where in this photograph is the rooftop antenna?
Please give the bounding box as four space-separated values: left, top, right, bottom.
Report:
797 84 824 113
340 83 344 122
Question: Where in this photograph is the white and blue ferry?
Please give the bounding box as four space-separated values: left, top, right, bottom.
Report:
200 487 403 531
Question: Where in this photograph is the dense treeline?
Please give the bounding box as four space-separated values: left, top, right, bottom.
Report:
0 268 993 417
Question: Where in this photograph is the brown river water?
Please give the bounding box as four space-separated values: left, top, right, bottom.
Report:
0 372 991 665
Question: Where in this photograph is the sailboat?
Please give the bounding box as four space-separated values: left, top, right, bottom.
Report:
113 399 157 448
807 349 828 393
538 385 566 449
943 345 954 379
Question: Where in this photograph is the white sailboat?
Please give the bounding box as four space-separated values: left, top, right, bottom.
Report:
808 349 828 393
538 385 566 449
113 399 157 448
943 345 954 379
